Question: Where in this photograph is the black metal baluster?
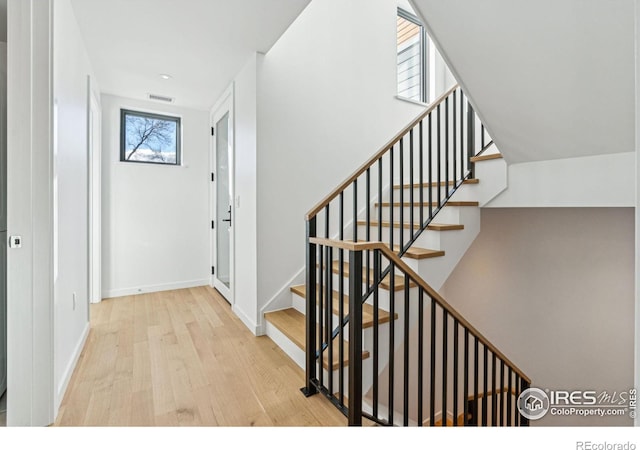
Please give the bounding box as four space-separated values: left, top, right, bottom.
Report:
445 97 449 198
418 287 424 426
515 374 521 426
347 250 363 426
463 329 469 425
409 129 414 247
453 90 457 187
389 148 394 253
399 140 404 250
429 298 436 426
366 169 370 288
353 180 358 243
378 159 383 244
403 273 410 426
473 337 479 426
442 310 448 426
437 104 442 207
326 247 333 397
388 260 395 425
482 344 489 427
520 379 530 427
338 193 344 405
492 354 497 426
373 248 380 418
459 90 464 182
318 243 324 389
507 367 512 426
453 319 459 426
481 124 485 150
428 114 433 220
325 207 330 385
482 345 488 426
467 101 475 179
302 218 318 397
419 121 424 227
500 360 505 427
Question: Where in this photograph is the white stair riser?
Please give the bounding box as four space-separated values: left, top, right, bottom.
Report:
357 225 443 250
383 183 478 203
377 204 464 224
292 288 400 318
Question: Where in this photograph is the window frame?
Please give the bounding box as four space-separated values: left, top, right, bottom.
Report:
119 108 182 166
397 7 430 104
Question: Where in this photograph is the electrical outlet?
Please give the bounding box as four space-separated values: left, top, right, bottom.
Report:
72 292 76 310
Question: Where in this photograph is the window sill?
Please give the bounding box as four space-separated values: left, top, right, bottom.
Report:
395 95 429 108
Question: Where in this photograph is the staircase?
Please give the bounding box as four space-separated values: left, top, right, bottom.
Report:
264 85 530 426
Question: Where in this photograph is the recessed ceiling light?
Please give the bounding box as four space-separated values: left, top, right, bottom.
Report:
159 74 172 80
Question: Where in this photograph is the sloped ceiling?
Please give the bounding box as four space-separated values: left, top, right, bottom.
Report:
410 0 635 163
71 0 310 110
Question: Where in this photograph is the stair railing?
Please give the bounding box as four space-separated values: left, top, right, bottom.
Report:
301 85 522 425
309 238 531 426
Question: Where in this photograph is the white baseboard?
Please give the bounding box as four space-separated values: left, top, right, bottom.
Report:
258 267 305 328
232 304 260 336
101 278 209 300
55 322 90 415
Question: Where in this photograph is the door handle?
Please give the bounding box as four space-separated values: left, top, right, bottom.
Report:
222 206 232 226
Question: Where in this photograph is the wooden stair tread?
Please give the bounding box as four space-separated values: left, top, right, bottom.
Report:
376 201 479 207
344 240 444 260
264 308 369 369
331 261 416 291
470 153 502 163
385 243 444 260
358 220 464 231
289 285 396 328
434 414 467 426
394 179 479 189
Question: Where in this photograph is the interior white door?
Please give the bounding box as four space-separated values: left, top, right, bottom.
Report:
211 92 234 303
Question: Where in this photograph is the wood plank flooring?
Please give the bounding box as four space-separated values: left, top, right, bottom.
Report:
54 286 347 427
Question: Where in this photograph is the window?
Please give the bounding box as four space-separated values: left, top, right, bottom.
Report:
120 109 181 165
397 8 428 103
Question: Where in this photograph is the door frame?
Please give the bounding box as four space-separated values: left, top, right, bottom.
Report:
210 84 235 305
7 0 55 426
87 79 101 305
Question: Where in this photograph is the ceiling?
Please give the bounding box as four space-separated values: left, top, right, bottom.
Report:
70 0 310 111
410 0 635 164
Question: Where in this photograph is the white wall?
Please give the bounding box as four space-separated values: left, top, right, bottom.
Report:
441 208 635 426
487 152 636 208
101 95 210 298
52 0 98 413
256 0 425 326
231 54 260 331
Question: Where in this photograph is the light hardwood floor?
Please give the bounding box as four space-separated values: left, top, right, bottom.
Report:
55 286 347 426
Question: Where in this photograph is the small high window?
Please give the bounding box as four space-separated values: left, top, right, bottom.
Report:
120 109 181 165
397 8 428 103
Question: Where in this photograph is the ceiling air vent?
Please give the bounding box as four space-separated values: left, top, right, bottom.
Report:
148 93 174 103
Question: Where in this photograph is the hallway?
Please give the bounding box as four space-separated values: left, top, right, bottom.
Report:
55 286 346 426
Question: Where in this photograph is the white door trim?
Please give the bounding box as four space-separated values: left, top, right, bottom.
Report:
88 80 101 304
210 84 235 304
6 0 55 426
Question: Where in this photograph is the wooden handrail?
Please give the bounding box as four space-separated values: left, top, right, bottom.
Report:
309 237 531 383
305 84 460 220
